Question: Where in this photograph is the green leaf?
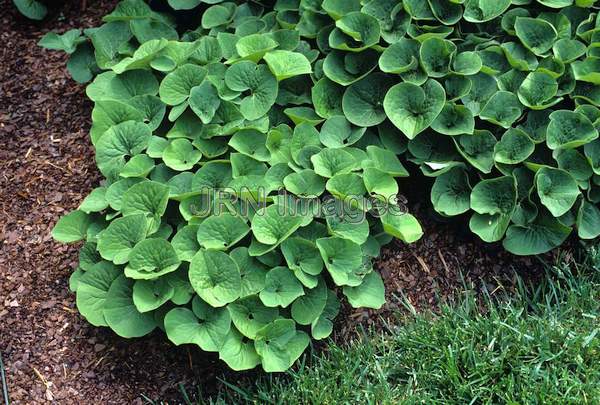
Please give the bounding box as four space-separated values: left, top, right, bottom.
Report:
167 0 202 10
469 213 512 243
291 279 328 325
284 167 326 196
342 73 392 127
111 39 170 74
219 328 261 371
121 181 170 233
159 64 208 106
197 213 250 250
230 247 269 298
555 149 593 183
311 290 340 340
14 0 47 20
132 278 174 313
201 4 234 29
67 43 100 83
323 49 379 86
164 298 231 351
189 81 221 124
363 167 399 198
163 139 202 171
189 250 241 307
460 72 497 115
380 212 423 243
379 38 420 74
229 129 270 161
78 242 102 271
336 11 379 40
251 204 304 246
546 110 598 150
225 61 278 120
79 187 108 214
52 210 93 243
326 212 370 245
103 275 157 338
319 116 365 149
69 268 85 292
470 176 517 216
517 72 559 109
343 271 385 309
457 131 497 174
39 29 85 54
536 167 580 217
330 12 380 51
281 237 324 276
553 39 587 63
322 0 361 19
120 154 155 178
97 214 149 265
95 120 151 177
479 91 523 129
235 34 278 63
431 168 471 216
577 200 600 239
452 52 482 76
514 17 558 56
254 319 309 372
326 173 367 202
260 266 305 308
384 79 446 139
312 78 345 119
503 213 572 255
420 38 456 78
227 295 279 339
431 102 475 136
124 238 181 280
316 237 363 286
263 50 313 81
572 58 600 84
463 0 511 23
494 128 535 165
76 261 122 327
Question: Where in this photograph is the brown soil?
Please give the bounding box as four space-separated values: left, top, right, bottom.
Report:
0 1 557 403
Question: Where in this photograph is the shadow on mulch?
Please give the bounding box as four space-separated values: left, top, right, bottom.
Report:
0 1 570 403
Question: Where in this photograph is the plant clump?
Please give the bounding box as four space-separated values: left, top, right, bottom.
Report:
48 0 600 372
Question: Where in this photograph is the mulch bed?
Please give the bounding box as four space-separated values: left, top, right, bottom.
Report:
0 1 563 403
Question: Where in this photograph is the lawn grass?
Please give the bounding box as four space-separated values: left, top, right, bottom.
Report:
197 246 600 404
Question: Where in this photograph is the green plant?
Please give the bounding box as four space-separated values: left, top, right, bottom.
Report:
203 252 600 404
13 0 47 20
47 0 600 372
49 0 423 373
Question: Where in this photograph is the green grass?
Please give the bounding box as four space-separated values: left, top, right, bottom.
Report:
198 246 600 405
0 350 8 405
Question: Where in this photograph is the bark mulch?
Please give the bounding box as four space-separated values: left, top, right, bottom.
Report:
0 2 224 403
0 1 560 403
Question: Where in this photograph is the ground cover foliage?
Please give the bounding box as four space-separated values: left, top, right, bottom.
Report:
46 0 600 372
12 0 48 20
202 247 600 403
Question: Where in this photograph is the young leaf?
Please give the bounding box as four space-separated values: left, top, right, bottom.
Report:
263 50 313 81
